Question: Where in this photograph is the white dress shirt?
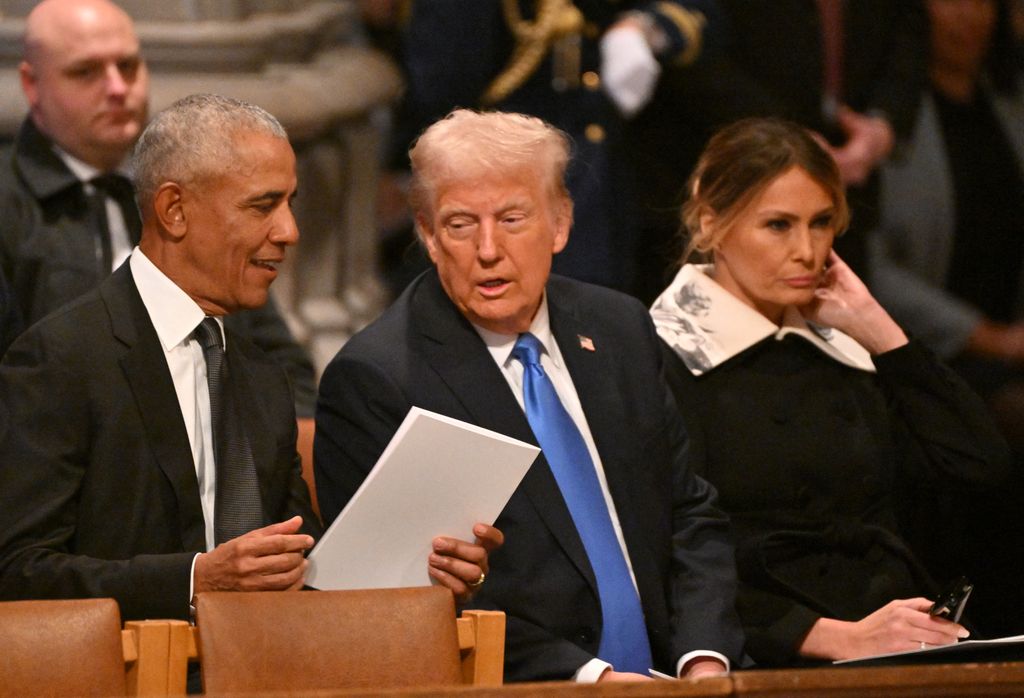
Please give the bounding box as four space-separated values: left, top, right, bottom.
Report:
56 147 134 271
130 248 221 604
474 295 729 681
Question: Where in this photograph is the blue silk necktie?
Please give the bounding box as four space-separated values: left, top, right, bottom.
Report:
512 332 653 673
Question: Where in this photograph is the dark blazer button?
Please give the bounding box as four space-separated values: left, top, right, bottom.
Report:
575 627 595 645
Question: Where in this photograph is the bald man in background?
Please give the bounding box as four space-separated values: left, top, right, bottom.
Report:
0 0 317 417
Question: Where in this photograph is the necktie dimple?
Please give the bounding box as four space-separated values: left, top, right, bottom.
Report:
194 317 266 545
511 332 653 673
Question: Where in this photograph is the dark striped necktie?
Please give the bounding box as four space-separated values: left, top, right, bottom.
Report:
194 317 266 545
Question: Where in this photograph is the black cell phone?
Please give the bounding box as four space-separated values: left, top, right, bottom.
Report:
929 575 973 623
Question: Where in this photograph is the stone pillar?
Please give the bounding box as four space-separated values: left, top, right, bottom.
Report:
0 0 402 374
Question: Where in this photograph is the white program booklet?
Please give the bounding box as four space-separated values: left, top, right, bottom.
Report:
305 406 539 591
833 634 1024 665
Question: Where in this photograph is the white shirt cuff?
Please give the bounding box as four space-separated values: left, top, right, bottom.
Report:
574 658 613 683
189 553 201 622
676 650 730 677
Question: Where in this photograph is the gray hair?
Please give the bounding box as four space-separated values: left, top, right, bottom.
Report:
408 109 572 220
132 93 287 209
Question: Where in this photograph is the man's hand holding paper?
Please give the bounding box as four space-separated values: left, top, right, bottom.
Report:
430 523 505 602
305 408 535 593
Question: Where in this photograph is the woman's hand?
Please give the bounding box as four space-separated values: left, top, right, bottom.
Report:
802 250 908 354
799 598 969 661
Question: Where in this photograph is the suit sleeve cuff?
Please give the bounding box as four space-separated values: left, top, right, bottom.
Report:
676 650 730 677
574 658 613 683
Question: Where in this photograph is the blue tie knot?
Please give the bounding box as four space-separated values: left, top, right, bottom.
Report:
512 332 543 369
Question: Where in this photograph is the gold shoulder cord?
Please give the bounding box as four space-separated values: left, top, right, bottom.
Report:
482 0 584 105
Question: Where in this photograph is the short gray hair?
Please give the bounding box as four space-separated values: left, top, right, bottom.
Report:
132 93 287 210
408 109 572 220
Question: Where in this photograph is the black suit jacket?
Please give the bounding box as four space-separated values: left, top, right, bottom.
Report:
314 270 744 681
0 265 19 357
0 264 319 620
0 118 318 416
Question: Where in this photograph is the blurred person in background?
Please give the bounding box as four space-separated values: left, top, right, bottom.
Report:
871 0 1024 637
628 0 927 304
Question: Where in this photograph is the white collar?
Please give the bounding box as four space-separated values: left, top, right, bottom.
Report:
650 264 875 376
52 144 130 183
130 247 220 351
474 293 565 370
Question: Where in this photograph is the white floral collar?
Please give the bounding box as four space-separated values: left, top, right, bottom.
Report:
650 264 875 376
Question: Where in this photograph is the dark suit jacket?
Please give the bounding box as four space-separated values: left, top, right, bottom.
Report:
0 265 19 358
0 118 318 416
0 264 320 621
314 270 744 681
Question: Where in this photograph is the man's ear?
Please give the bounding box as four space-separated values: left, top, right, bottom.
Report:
415 214 439 263
19 62 38 110
552 196 572 254
153 182 186 240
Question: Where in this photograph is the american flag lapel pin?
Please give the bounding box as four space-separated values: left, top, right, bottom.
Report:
578 335 595 352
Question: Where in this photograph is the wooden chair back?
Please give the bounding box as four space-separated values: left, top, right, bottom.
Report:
0 598 126 697
455 608 505 684
194 587 500 693
122 619 194 695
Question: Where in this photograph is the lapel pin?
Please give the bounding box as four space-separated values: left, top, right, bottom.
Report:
578 335 595 352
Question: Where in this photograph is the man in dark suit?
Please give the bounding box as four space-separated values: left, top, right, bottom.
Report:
0 94 495 621
0 0 317 417
315 109 744 682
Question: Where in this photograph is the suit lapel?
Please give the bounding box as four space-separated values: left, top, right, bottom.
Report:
412 272 533 442
412 273 597 589
549 281 663 605
104 266 207 552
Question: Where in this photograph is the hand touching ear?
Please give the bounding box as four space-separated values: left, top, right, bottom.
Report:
801 251 907 354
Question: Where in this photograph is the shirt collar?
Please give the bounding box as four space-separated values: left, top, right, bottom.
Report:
650 264 875 376
130 247 218 351
52 144 131 183
473 293 564 370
